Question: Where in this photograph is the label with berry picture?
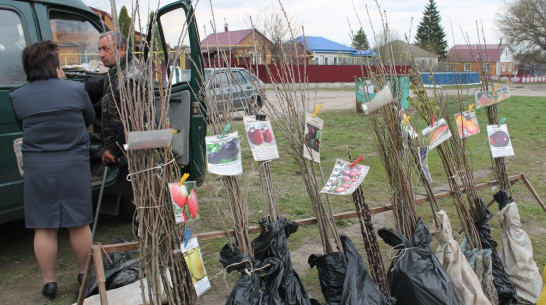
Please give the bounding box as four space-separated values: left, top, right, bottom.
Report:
168 181 199 223
320 159 370 195
303 113 324 163
487 124 514 158
243 116 279 161
205 131 243 176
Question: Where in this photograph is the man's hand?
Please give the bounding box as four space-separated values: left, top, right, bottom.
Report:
101 149 116 164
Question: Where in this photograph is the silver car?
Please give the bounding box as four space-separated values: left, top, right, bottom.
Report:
173 67 265 114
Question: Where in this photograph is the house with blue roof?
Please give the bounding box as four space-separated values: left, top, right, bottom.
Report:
294 36 376 65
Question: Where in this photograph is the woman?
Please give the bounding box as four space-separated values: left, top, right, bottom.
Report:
9 40 95 301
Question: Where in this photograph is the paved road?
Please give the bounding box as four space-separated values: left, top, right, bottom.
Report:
262 82 545 113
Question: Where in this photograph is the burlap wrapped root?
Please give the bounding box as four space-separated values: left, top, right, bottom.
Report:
434 210 492 305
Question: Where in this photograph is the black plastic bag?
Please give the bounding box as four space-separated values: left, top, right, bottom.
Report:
220 242 284 305
474 198 518 305
220 217 312 305
378 218 464 305
252 217 312 305
83 249 140 297
308 235 395 305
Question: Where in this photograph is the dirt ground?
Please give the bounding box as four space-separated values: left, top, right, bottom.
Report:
1 82 544 305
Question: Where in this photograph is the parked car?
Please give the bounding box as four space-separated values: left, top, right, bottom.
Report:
0 0 207 224
172 67 265 114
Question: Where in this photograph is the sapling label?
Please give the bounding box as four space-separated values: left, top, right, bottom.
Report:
455 110 480 139
182 237 211 296
321 158 370 195
243 116 279 161
421 118 452 150
303 113 323 163
205 131 243 175
487 124 514 158
168 181 199 223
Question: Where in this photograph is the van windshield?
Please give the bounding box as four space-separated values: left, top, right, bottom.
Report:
0 9 27 86
49 11 102 68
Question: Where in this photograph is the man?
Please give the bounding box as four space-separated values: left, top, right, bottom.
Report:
97 31 141 165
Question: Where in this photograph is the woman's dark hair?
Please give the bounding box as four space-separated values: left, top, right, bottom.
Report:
21 40 60 82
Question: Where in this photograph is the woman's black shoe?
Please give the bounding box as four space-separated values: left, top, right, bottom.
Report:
42 282 57 301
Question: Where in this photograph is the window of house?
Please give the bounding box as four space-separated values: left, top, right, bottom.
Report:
249 51 262 65
502 63 506 72
333 57 337 65
483 63 490 71
323 57 328 65
464 63 471 71
508 63 512 72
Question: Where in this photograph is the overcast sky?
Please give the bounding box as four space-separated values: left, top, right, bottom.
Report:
82 0 505 47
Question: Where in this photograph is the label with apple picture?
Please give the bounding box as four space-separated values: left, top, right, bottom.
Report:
303 113 323 163
243 116 279 161
320 158 370 195
205 131 243 176
182 237 211 296
487 124 514 158
168 181 199 223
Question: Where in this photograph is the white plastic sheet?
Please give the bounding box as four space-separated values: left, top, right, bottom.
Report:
434 210 492 305
496 202 543 304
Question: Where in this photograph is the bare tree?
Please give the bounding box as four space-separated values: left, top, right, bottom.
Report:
248 2 301 63
496 0 546 63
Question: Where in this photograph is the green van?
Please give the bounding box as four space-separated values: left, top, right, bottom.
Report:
0 0 206 224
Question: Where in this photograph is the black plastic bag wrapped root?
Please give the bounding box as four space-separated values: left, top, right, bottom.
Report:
308 235 395 305
220 217 311 305
474 198 518 305
378 218 464 305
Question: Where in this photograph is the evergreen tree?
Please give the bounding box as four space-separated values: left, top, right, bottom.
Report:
415 0 448 58
352 27 370 50
118 6 132 39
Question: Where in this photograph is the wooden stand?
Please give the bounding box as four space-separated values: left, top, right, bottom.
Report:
76 173 544 304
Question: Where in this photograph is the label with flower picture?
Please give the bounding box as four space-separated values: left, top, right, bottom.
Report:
487 124 514 158
168 181 199 223
303 113 323 163
320 159 370 195
243 116 279 161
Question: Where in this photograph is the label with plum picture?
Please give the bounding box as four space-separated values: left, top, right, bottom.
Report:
205 131 243 176
169 181 199 223
243 116 279 161
303 113 323 163
320 159 370 195
487 124 514 158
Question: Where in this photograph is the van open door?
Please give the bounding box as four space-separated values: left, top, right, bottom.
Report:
145 0 206 185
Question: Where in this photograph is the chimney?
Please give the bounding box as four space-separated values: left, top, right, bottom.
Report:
224 23 228 32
